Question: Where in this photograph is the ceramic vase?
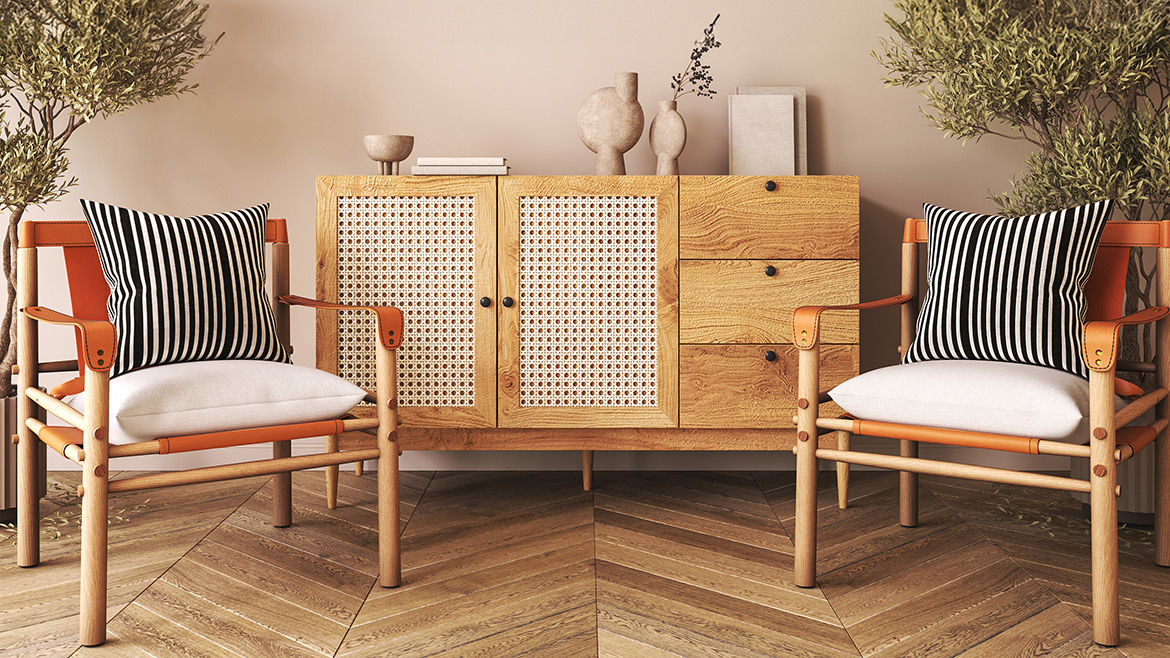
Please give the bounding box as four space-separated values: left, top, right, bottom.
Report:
576 72 644 175
649 100 686 175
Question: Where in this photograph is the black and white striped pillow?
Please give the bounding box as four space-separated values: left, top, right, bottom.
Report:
81 200 289 377
903 200 1113 378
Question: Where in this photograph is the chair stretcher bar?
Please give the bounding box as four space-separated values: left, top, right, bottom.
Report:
1115 388 1168 428
815 417 1089 457
101 447 384 494
814 449 1115 495
25 387 85 430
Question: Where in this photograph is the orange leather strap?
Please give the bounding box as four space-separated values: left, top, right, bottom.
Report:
1117 426 1158 460
22 306 115 371
279 294 403 349
1083 306 1170 372
39 426 83 457
905 219 1170 248
49 376 85 399
158 419 346 455
19 218 290 247
847 418 1041 455
793 295 913 349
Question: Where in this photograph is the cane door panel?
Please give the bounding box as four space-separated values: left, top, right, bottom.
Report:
316 175 497 427
497 176 679 428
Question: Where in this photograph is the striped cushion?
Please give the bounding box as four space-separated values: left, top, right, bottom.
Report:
903 200 1113 378
81 200 289 377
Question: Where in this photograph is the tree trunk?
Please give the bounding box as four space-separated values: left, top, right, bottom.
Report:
0 206 25 398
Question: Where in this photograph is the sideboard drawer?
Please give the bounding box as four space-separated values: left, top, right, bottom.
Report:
680 260 859 344
680 344 856 428
679 175 859 259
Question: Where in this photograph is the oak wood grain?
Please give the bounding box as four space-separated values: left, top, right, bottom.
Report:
680 259 859 344
679 175 859 259
680 344 856 428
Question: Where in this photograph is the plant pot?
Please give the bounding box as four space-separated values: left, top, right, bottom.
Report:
650 100 687 175
1 396 46 523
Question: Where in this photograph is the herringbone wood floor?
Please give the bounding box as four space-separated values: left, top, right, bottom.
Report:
2 469 1168 657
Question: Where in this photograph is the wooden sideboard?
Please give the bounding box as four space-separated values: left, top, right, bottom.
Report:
316 175 859 456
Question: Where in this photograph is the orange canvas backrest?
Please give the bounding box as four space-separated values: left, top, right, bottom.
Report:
18 218 290 394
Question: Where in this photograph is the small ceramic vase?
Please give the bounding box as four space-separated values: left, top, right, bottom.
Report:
576 72 644 175
649 100 686 175
363 135 414 175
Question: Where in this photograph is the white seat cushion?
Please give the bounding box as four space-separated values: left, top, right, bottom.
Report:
68 360 365 444
829 360 1110 442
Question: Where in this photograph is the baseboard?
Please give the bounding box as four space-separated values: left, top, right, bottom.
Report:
46 437 1073 473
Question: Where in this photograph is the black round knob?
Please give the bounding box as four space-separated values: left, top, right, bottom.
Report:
502 297 514 308
479 297 492 307
764 350 777 362
764 180 777 192
764 265 777 277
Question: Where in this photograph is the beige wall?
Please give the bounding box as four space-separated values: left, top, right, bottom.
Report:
28 0 1049 470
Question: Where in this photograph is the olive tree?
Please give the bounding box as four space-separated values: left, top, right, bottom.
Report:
877 0 1170 372
0 0 218 395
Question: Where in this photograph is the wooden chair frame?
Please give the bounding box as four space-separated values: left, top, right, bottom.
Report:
14 218 404 647
792 218 1170 647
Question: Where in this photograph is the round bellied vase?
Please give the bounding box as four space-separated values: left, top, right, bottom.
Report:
576 72 644 175
649 100 686 175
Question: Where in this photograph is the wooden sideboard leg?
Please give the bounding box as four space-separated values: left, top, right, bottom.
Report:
836 431 851 509
325 434 339 509
582 450 594 491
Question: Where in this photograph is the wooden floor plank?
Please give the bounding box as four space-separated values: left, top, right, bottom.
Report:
339 563 595 657
846 558 1030 655
180 540 364 623
866 580 1058 658
597 576 858 658
160 557 348 656
353 539 594 624
594 489 792 552
953 602 1109 658
135 579 327 658
202 522 372 599
596 539 838 625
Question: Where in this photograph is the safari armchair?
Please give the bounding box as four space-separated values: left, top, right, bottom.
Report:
791 215 1170 648
14 217 404 647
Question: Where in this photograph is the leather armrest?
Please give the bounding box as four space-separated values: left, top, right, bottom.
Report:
279 294 403 349
1083 306 1170 372
793 295 913 349
22 306 115 371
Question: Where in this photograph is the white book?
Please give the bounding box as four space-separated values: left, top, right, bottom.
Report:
729 94 796 176
415 157 506 166
411 165 510 175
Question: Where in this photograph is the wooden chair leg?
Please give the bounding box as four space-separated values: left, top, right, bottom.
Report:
355 460 364 477
836 431 850 509
376 346 401 588
273 440 292 527
1089 368 1120 646
80 369 110 646
582 450 594 491
1157 432 1170 567
1090 457 1121 646
325 434 339 509
795 346 819 588
899 439 919 528
16 412 40 568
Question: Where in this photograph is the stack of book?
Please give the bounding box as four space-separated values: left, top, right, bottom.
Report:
411 157 509 175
